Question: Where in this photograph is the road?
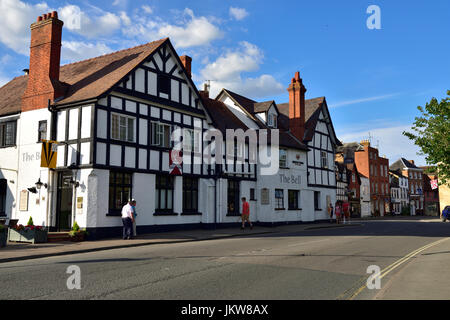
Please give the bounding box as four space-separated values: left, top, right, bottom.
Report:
1 218 450 300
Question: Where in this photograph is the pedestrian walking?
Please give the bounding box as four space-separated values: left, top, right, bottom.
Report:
328 203 334 223
343 201 350 224
241 197 253 230
121 199 135 240
131 199 137 237
335 202 342 224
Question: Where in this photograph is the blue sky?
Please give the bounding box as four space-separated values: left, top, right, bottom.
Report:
0 0 449 165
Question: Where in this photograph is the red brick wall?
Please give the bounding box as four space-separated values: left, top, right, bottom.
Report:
287 72 306 142
22 12 64 112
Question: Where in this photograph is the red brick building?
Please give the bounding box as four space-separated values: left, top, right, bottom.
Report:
354 140 390 216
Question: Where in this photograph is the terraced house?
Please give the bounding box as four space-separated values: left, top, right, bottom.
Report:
0 11 341 238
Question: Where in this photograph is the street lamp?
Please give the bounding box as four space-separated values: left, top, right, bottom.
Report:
67 163 79 188
35 178 48 190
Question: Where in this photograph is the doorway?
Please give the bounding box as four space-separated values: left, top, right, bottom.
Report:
56 171 73 231
227 180 240 215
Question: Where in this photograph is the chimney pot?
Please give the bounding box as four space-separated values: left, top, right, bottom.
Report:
37 16 43 22
287 71 306 142
51 11 58 18
180 55 192 78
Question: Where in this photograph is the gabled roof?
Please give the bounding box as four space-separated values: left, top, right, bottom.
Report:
210 90 308 152
200 93 248 132
220 89 257 114
0 38 168 115
390 158 421 171
278 97 341 146
254 101 276 113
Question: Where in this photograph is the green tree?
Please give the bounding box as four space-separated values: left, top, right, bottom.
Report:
403 90 450 185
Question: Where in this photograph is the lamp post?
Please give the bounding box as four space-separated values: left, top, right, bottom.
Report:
68 163 79 228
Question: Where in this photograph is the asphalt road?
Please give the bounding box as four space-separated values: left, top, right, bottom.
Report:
1 218 450 300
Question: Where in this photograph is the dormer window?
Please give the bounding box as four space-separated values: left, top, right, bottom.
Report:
268 114 277 128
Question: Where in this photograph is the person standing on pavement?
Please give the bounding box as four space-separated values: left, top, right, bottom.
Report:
241 197 253 230
131 199 137 237
121 200 135 240
328 203 334 223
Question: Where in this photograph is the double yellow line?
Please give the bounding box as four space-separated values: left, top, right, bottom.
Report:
345 237 449 300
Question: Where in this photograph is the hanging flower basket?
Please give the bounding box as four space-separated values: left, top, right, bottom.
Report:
8 225 48 244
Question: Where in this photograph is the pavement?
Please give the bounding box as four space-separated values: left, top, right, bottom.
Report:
0 220 362 264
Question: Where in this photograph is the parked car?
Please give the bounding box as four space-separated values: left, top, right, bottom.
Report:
442 206 450 222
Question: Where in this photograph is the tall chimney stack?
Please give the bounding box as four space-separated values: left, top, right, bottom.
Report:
22 11 64 112
287 71 306 142
180 55 192 78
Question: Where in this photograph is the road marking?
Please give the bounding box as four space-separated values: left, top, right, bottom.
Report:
347 237 450 300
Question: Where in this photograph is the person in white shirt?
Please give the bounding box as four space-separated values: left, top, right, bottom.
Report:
121 200 135 240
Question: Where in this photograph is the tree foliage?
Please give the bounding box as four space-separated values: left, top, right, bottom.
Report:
403 90 450 185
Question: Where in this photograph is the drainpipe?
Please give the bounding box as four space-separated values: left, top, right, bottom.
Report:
47 99 57 230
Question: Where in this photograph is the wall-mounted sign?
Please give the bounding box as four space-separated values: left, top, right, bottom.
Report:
169 149 182 176
19 190 29 211
279 174 301 185
77 197 83 209
40 140 58 169
77 197 83 214
261 188 270 205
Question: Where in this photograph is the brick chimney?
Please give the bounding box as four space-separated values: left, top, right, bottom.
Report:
287 71 307 142
22 11 65 112
180 55 192 78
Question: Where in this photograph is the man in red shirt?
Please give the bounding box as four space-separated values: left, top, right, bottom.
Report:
241 197 253 230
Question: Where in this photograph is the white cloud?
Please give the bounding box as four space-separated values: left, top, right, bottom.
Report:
61 41 113 63
154 9 223 48
142 5 153 14
200 41 284 99
229 7 249 21
329 93 401 108
0 0 50 54
119 11 131 26
337 124 427 166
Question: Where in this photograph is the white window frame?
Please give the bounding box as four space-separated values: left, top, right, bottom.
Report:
111 113 135 142
279 149 288 168
183 128 201 153
151 121 172 148
321 151 328 169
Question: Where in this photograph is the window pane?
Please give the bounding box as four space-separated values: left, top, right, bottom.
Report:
192 190 198 211
163 125 171 148
109 186 115 210
127 118 134 142
5 122 15 145
120 125 127 141
112 115 119 139
160 189 166 209
167 189 173 209
124 173 132 185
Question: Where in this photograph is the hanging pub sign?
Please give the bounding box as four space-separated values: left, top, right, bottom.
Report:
430 179 438 190
40 140 58 169
169 149 183 176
